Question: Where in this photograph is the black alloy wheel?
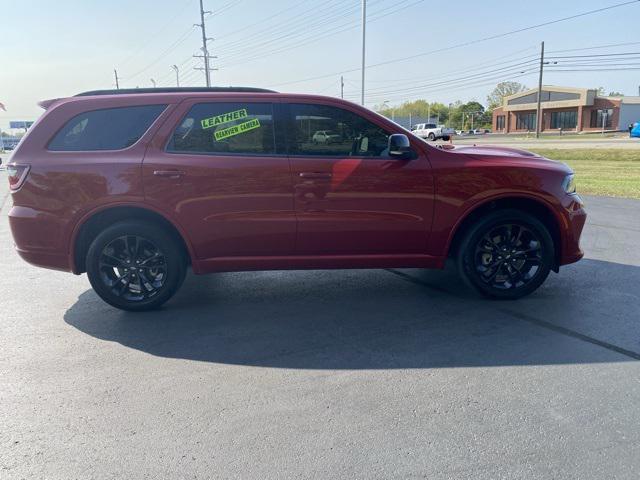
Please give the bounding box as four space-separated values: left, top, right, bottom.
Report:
86 221 186 311
458 210 554 299
98 235 167 302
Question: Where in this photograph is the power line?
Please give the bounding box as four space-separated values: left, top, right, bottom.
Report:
362 57 539 95
219 0 420 69
118 0 196 67
547 51 640 59
210 0 315 43
217 0 367 59
547 41 640 53
216 0 364 53
346 64 539 101
362 46 538 86
269 0 640 88
343 71 536 103
126 26 197 80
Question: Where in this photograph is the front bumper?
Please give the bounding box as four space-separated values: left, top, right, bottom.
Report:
558 194 586 266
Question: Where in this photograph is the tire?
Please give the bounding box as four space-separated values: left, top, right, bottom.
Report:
428 133 436 141
457 209 554 299
86 220 187 311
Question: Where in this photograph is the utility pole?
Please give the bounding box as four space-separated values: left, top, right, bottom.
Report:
360 0 366 105
113 69 120 89
535 41 545 139
172 65 180 87
196 0 212 87
340 75 344 99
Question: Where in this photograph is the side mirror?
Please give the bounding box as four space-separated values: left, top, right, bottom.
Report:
388 134 412 159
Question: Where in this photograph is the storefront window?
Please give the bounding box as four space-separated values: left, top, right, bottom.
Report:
550 111 578 130
515 112 536 130
590 109 613 128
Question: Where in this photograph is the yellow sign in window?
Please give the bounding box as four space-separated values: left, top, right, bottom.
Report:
201 109 248 129
214 118 261 141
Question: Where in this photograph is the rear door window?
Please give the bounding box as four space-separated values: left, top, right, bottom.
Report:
167 102 276 155
48 104 166 151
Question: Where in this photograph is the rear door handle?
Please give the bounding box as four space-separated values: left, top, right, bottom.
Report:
299 172 332 179
153 169 185 179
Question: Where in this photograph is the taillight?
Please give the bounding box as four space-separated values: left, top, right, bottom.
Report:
7 164 31 191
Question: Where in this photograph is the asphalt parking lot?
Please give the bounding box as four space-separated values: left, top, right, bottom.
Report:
1 171 639 479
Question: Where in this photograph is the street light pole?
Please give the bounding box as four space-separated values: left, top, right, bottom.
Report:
535 41 545 139
172 65 180 87
360 0 366 106
150 78 157 88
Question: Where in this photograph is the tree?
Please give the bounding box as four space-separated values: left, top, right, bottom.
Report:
375 100 453 124
608 91 624 97
486 81 527 109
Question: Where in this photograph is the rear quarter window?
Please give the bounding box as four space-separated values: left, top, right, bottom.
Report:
48 104 167 151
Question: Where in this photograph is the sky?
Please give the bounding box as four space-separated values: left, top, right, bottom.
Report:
1 0 640 131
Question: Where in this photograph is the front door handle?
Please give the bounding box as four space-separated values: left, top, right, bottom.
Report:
299 172 332 179
153 169 185 179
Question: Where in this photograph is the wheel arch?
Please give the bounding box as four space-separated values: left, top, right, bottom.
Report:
446 194 564 271
70 204 194 274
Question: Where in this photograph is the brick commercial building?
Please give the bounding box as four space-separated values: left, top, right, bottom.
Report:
492 86 640 134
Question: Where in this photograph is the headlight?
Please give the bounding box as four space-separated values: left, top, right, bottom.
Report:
562 174 576 194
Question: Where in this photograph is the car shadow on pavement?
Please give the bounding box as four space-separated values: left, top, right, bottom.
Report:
64 258 640 369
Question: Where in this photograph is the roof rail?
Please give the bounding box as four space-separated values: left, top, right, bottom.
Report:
75 87 277 96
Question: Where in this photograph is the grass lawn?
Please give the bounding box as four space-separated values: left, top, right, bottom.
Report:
527 149 640 199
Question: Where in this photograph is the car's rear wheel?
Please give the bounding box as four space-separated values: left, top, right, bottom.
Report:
86 221 186 311
457 210 554 299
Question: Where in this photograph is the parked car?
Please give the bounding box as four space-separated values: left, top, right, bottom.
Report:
312 130 341 144
411 123 455 141
7 87 586 311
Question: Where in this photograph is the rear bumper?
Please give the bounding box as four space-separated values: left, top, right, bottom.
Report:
9 205 73 272
558 194 587 266
14 247 72 272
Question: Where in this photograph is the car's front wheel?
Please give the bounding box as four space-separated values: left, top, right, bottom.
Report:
428 133 436 141
457 210 554 299
86 221 187 311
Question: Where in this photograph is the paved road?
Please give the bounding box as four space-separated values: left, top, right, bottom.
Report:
1 172 639 479
441 134 640 149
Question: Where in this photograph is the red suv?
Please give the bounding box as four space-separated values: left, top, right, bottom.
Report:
7 87 586 311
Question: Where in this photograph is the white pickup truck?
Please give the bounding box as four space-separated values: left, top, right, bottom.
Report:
411 123 455 141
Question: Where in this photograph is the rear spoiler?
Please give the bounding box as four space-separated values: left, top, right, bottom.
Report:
37 98 63 110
